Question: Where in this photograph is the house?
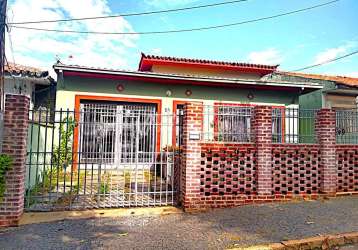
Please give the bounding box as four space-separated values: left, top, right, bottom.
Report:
269 71 358 109
24 54 326 210
1 63 55 151
4 63 56 110
52 53 322 163
269 71 358 143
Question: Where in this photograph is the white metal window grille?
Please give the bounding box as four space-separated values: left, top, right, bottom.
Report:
80 102 157 164
217 106 252 142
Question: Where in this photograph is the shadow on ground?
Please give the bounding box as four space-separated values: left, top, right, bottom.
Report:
0 196 357 250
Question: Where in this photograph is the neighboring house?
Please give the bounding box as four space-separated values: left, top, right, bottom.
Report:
269 71 358 143
52 53 322 167
4 63 56 189
4 63 56 111
269 71 358 109
2 63 56 152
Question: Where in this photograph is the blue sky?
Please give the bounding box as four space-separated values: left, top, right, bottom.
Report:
6 0 358 77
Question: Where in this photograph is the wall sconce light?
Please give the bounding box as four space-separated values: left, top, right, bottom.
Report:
166 89 172 97
185 89 192 97
116 84 124 92
247 92 254 100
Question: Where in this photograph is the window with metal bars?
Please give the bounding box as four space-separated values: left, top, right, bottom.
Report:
215 106 253 142
79 102 157 164
336 108 358 144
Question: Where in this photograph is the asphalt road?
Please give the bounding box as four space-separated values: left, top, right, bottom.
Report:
0 196 357 250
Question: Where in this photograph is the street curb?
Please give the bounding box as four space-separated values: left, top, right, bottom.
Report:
229 232 358 250
19 206 182 225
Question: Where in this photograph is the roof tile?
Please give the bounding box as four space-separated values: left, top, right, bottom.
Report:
281 71 358 87
5 62 49 78
141 53 279 71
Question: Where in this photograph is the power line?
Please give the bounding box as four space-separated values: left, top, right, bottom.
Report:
8 0 339 35
0 0 7 111
293 49 358 71
7 0 250 25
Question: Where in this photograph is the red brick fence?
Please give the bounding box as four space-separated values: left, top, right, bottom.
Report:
0 96 357 226
180 103 358 211
0 95 29 226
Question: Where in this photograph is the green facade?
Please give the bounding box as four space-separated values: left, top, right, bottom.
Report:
59 75 301 105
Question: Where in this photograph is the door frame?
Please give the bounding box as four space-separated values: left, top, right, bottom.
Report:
73 95 162 168
172 100 187 146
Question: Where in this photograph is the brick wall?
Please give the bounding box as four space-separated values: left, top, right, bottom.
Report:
272 144 321 196
182 103 357 211
0 94 30 227
315 109 337 194
336 145 358 192
200 143 257 197
253 106 273 195
181 102 203 210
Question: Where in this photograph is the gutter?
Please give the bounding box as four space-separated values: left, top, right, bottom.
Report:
5 75 52 85
53 64 323 90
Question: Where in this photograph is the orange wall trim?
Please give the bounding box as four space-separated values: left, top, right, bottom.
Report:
72 95 162 170
172 100 187 146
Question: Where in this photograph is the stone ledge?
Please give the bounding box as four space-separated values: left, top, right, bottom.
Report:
19 206 182 226
229 232 358 250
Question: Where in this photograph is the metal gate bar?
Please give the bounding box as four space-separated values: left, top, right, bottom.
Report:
25 104 182 211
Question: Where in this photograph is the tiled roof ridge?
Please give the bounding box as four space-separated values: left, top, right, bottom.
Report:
5 62 49 78
141 53 279 70
278 71 358 87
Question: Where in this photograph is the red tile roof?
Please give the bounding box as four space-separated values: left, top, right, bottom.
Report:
5 62 49 78
139 53 279 75
281 71 358 88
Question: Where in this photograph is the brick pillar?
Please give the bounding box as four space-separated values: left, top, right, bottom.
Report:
181 102 203 211
315 109 337 194
0 94 30 227
253 106 273 196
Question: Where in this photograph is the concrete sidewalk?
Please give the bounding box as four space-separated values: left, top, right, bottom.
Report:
0 196 357 250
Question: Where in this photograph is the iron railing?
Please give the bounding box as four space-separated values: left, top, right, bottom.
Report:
336 109 358 144
25 107 181 211
202 105 254 143
272 108 317 144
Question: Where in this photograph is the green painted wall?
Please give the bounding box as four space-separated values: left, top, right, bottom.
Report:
59 76 300 105
299 81 335 109
26 123 55 189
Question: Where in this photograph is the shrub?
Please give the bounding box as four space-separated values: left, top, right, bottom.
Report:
52 117 75 170
0 154 13 202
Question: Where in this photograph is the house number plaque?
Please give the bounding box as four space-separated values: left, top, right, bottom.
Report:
189 132 200 140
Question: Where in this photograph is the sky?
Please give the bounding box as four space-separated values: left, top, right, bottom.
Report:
5 0 358 78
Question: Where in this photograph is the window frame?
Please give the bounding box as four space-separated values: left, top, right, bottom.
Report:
213 102 286 143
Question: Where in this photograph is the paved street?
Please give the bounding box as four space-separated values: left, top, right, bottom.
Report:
0 196 357 250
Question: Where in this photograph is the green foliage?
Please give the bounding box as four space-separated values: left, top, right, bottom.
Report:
100 173 110 194
52 117 76 169
0 154 13 202
26 167 88 207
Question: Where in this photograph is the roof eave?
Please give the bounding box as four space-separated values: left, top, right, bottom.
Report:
53 64 322 90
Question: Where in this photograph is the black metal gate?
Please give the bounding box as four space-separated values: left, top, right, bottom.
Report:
25 104 182 211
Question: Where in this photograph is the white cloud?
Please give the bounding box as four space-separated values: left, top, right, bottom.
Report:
247 48 283 65
313 46 347 65
145 0 199 7
6 0 139 77
313 42 357 65
345 72 358 78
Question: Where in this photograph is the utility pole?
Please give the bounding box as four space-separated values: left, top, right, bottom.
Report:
0 0 7 110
